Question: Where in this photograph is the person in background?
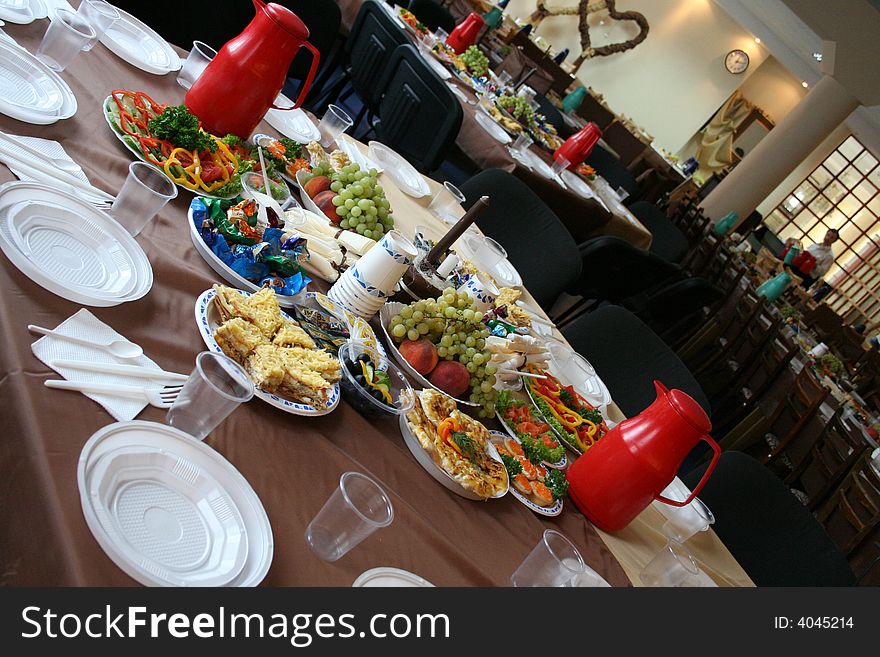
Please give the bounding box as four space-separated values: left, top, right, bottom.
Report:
788 228 839 288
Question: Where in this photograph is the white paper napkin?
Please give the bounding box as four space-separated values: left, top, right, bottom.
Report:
0 134 91 187
31 309 165 421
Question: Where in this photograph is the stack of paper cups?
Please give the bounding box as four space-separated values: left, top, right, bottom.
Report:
457 272 498 312
328 230 417 319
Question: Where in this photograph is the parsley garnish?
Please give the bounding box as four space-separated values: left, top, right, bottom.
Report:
452 431 479 462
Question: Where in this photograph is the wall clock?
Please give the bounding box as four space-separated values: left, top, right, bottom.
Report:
725 49 749 74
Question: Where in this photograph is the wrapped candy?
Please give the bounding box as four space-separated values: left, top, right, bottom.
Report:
260 272 309 296
216 198 261 245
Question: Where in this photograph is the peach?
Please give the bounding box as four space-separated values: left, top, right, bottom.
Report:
399 338 438 375
313 190 341 223
303 175 331 199
429 360 471 398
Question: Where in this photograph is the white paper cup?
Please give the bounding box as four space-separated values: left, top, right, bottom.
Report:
346 230 416 293
457 272 498 312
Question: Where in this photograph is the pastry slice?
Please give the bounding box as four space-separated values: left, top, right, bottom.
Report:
272 320 316 349
246 344 285 393
212 284 283 339
213 317 267 364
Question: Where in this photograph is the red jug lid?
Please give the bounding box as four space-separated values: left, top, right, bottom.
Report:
262 2 310 40
667 388 711 434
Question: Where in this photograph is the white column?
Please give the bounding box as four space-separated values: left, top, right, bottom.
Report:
700 75 859 227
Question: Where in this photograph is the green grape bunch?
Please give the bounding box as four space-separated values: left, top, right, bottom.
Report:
461 45 489 78
497 95 535 127
389 288 497 418
320 161 394 239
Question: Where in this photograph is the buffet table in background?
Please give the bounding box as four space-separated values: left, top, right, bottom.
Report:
0 18 749 588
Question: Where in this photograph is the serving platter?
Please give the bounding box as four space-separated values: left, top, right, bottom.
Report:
489 431 563 516
0 38 76 124
195 287 341 417
494 390 567 470
0 181 152 306
78 420 273 587
99 7 181 75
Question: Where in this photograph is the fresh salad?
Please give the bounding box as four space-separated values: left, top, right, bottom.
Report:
495 434 568 508
105 90 283 198
398 7 428 35
255 135 311 180
523 365 609 454
495 389 566 465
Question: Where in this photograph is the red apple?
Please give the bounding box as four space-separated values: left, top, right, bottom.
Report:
429 360 471 398
313 190 340 223
399 338 439 375
303 175 330 199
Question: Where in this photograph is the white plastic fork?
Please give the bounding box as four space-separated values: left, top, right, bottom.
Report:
44 380 184 408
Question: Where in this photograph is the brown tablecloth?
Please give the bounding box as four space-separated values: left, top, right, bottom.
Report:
0 18 630 588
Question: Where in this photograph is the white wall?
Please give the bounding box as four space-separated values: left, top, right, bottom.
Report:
505 0 768 151
736 55 806 125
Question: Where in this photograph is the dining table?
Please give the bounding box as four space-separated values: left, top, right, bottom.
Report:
0 15 750 588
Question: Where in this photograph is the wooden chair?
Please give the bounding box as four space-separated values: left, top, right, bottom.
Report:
818 452 880 560
785 408 871 511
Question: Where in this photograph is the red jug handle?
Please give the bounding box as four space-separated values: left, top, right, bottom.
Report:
655 435 721 507
271 42 321 111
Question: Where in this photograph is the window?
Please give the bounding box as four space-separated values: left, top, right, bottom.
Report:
769 135 880 322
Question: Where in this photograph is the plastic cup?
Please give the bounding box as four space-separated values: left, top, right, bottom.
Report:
465 234 507 273
661 497 715 543
511 529 588 587
76 0 119 51
428 181 465 224
318 104 354 148
305 472 394 561
616 186 630 202
552 155 570 179
110 162 178 236
639 539 701 586
177 40 217 89
36 8 96 71
511 132 533 155
166 351 255 441
497 70 512 88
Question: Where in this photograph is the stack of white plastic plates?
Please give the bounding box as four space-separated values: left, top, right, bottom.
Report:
264 92 322 144
78 421 274 587
352 567 434 587
0 181 152 306
99 7 181 75
367 141 430 197
0 39 76 124
0 0 47 24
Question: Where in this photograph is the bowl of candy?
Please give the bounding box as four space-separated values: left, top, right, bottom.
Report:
338 340 414 420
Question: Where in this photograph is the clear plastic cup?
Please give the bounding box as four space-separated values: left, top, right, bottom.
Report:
428 181 465 224
318 104 354 148
305 472 394 561
552 155 570 179
166 351 255 441
639 539 701 586
76 0 119 51
110 162 178 236
36 8 96 71
616 186 630 202
177 40 217 89
465 234 507 272
661 497 715 543
511 529 588 586
511 132 533 155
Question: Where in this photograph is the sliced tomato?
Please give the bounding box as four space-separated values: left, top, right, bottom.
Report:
540 433 559 449
200 161 224 183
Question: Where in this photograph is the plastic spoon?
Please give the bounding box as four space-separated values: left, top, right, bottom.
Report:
255 144 286 217
28 325 143 360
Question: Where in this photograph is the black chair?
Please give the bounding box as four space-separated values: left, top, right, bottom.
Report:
407 0 456 33
584 144 639 198
628 201 689 264
562 305 710 418
459 169 581 310
534 94 565 135
283 0 342 96
684 451 856 586
371 44 462 173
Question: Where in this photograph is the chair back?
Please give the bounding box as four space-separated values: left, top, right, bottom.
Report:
628 200 689 264
346 0 408 111
459 169 581 309
534 94 565 135
762 365 831 466
818 451 880 557
785 407 871 511
585 145 639 197
374 44 463 172
407 0 456 33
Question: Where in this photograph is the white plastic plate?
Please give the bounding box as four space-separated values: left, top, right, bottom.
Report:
545 339 612 408
0 38 76 124
337 134 382 174
489 432 563 516
0 0 47 24
0 181 152 306
195 287 341 417
352 567 434 587
474 111 511 145
99 7 181 75
379 302 477 406
508 145 555 180
186 201 307 309
453 235 522 288
561 169 609 211
263 93 321 144
367 141 430 197
398 413 508 501
78 420 273 587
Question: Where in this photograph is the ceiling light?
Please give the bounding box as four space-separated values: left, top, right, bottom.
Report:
812 52 823 61
754 37 761 43
802 81 809 87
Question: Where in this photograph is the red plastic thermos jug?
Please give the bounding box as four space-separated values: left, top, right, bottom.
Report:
446 12 484 54
566 381 721 532
185 0 320 139
553 122 601 170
